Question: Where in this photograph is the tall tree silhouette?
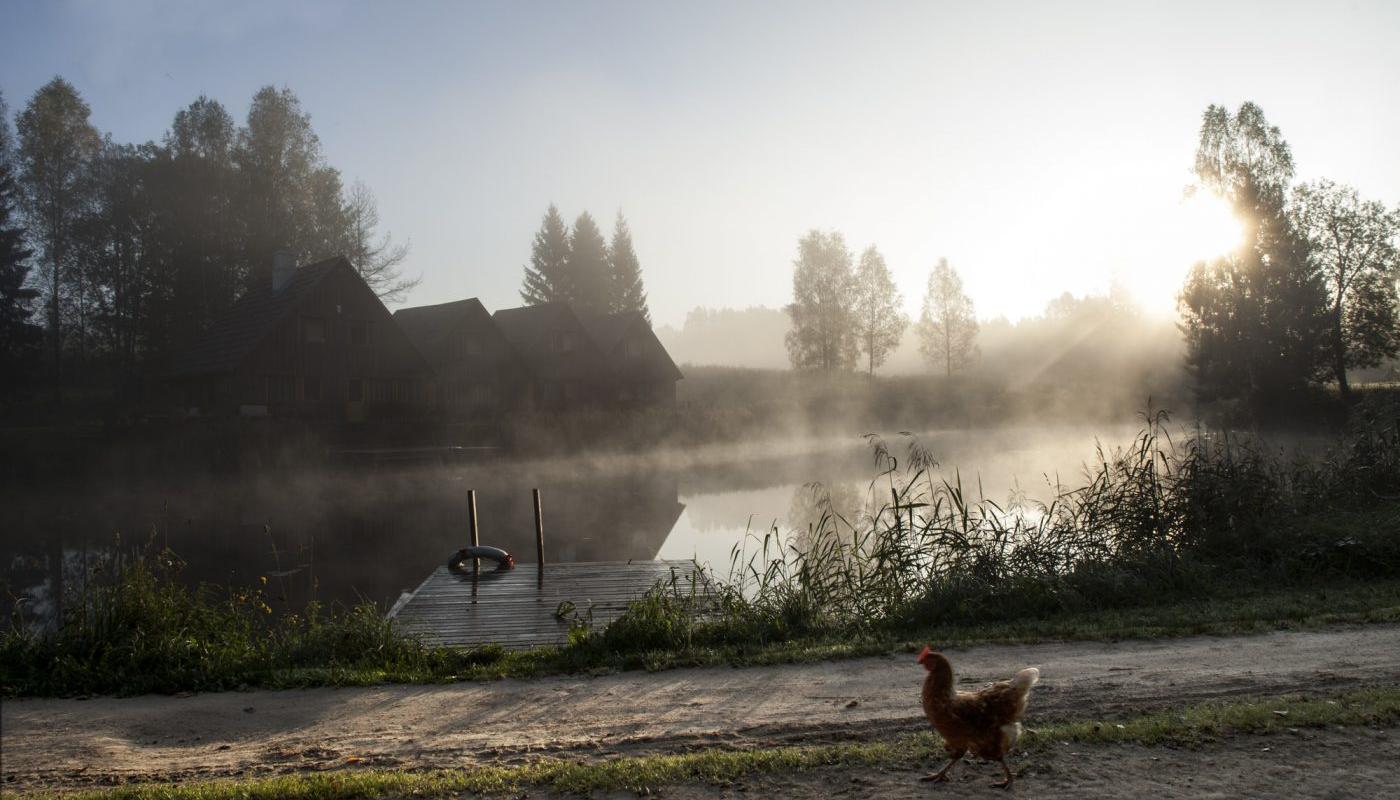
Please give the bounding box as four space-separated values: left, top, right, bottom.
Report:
0 91 41 393
520 204 571 305
785 230 857 372
917 257 978 377
566 211 612 314
16 77 101 400
1179 102 1328 406
608 211 649 321
234 86 348 289
1291 179 1400 401
851 244 906 375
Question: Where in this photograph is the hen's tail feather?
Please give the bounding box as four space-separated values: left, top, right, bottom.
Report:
1012 667 1040 691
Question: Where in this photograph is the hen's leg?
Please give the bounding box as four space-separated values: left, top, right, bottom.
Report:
920 749 966 783
991 758 1014 789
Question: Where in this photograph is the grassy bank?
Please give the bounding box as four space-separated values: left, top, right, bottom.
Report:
5 405 1400 697
30 686 1400 800
579 404 1400 654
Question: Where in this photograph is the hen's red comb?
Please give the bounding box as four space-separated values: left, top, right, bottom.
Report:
916 645 932 662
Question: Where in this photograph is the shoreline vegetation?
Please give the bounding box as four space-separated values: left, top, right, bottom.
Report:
21 686 1400 800
4 404 1400 697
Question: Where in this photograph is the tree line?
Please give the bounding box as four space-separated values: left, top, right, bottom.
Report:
784 231 978 377
519 204 650 321
1181 102 1400 410
0 78 413 404
784 101 1400 416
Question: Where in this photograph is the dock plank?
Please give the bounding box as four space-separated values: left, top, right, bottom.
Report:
389 560 708 649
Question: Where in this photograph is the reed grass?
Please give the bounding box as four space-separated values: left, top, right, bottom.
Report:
590 403 1400 651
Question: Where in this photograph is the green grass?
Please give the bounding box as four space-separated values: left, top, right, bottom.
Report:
30 686 1400 800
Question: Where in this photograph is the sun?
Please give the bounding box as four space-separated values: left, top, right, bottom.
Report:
1175 190 1246 265
1117 189 1246 316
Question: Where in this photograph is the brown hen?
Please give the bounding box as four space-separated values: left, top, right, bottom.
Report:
918 646 1039 788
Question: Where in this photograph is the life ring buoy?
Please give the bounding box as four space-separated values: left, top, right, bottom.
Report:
448 545 516 572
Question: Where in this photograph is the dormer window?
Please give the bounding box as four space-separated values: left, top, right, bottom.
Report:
552 331 575 354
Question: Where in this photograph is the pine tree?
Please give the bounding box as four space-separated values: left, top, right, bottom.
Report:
608 211 649 321
520 204 571 305
566 211 612 314
851 245 906 375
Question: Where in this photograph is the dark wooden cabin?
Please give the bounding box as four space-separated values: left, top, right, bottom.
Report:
392 298 524 418
167 255 433 422
576 310 684 406
491 302 682 411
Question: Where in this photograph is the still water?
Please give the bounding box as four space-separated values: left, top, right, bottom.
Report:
0 425 1138 625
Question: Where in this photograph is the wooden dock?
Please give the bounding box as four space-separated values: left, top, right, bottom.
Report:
389 560 708 649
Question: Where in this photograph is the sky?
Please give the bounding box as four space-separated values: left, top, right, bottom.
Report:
3 0 1398 327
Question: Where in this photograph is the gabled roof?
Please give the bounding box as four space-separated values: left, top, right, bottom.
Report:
493 303 683 383
575 310 641 352
393 298 499 368
491 302 609 382
576 309 684 381
169 256 347 377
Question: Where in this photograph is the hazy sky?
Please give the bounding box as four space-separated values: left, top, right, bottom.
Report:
3 0 1398 326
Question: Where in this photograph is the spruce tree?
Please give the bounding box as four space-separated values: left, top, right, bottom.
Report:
566 211 611 314
520 204 571 305
608 211 649 321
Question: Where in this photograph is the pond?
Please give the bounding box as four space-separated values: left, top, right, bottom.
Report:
0 424 1139 628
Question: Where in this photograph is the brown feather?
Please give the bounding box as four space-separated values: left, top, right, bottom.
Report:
919 651 1037 761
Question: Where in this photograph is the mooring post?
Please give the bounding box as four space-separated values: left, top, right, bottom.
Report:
468 488 480 577
533 488 545 579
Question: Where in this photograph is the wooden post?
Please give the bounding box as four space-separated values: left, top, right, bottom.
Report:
468 489 480 577
533 488 545 578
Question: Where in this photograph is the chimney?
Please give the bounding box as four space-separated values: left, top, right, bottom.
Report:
272 250 297 292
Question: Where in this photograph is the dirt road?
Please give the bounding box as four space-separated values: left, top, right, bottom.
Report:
3 625 1399 790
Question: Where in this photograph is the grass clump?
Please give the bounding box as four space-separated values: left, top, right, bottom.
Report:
37 686 1400 800
0 545 507 697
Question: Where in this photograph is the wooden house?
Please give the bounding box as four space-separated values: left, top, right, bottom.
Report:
392 298 524 418
167 254 433 422
490 302 682 411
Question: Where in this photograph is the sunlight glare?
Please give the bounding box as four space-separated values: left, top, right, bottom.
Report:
1120 189 1246 316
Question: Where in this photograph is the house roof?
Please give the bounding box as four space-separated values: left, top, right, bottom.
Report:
491 303 609 382
577 310 684 381
394 298 487 351
168 256 345 377
493 303 683 383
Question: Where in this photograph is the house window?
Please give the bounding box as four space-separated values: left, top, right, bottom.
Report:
348 378 364 402
552 331 574 354
624 336 644 358
464 336 483 356
302 376 322 402
471 383 495 405
303 317 326 343
349 321 372 347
